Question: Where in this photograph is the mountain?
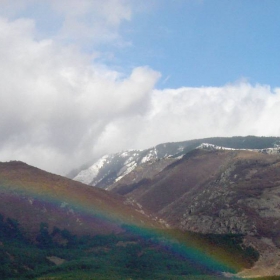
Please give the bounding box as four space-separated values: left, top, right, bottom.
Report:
72 147 181 188
69 136 280 277
109 147 280 277
3 136 280 278
0 160 261 279
72 136 280 189
0 161 158 240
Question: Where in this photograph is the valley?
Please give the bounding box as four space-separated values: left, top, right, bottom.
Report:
1 136 280 279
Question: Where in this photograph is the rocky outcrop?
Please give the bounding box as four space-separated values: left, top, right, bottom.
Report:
110 149 280 236
108 149 280 277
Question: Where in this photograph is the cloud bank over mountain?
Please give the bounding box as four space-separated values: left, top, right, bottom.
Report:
0 0 280 175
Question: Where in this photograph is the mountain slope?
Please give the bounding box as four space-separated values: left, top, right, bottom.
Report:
0 161 261 279
72 136 280 189
0 161 158 240
72 147 180 188
110 148 280 234
110 148 280 277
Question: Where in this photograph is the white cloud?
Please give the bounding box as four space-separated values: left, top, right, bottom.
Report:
93 83 280 157
0 1 280 176
0 0 132 46
0 16 159 174
145 83 280 143
49 0 132 46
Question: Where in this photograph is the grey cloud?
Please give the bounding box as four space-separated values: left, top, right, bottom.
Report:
1 3 280 176
0 16 160 174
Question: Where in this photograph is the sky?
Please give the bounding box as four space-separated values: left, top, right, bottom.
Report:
1 0 280 175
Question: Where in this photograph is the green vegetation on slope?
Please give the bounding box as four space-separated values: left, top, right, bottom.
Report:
0 216 261 280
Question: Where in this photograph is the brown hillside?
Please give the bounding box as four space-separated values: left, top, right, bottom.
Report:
0 161 159 239
111 149 280 235
110 149 280 277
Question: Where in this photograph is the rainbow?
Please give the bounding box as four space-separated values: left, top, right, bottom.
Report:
0 163 252 278
3 188 245 277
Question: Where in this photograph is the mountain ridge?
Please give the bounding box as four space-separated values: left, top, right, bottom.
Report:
0 139 280 279
0 160 261 279
0 160 160 240
72 136 280 190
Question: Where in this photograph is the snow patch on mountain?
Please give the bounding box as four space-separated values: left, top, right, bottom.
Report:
141 147 158 163
73 147 167 187
73 155 109 185
197 143 236 151
116 157 139 182
73 150 146 187
73 137 280 189
197 143 280 154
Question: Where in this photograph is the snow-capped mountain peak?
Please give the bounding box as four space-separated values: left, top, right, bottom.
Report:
72 136 280 189
73 155 110 185
72 146 176 188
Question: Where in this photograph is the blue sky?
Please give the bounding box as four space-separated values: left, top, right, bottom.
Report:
0 0 280 174
11 0 280 88
110 0 280 88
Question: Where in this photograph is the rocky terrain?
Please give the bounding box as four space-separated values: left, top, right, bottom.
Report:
2 136 280 278
109 147 280 277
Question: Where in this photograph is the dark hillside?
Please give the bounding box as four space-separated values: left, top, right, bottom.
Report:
0 161 158 239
